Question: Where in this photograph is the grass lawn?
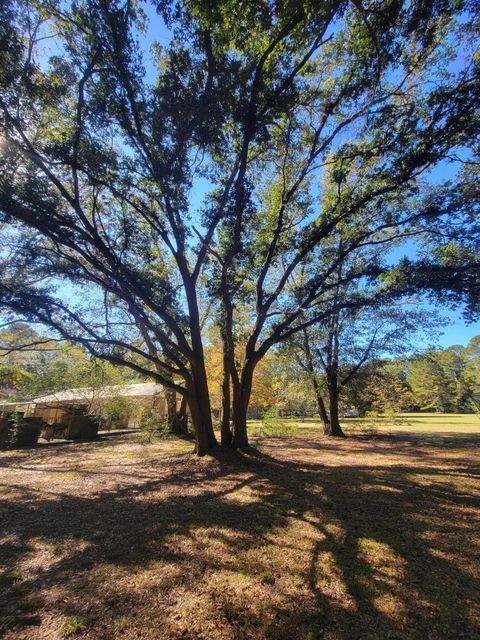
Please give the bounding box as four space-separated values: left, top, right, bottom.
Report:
0 415 479 639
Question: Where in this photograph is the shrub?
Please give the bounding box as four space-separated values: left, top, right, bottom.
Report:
101 396 135 430
257 408 293 437
1 413 23 449
358 411 379 437
140 413 169 443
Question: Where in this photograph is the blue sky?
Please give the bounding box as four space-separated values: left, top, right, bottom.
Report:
435 312 480 348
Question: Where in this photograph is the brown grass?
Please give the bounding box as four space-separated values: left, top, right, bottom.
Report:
0 427 479 639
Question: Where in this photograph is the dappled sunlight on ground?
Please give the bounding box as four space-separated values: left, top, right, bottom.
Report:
0 422 479 639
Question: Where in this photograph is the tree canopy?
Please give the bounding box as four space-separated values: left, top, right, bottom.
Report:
0 322 134 401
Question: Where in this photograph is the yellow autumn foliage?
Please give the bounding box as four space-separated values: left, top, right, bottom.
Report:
204 338 278 412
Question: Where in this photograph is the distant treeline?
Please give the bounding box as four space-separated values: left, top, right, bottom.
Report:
272 337 480 418
344 339 480 415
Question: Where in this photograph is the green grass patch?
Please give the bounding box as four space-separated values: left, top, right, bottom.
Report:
59 616 87 638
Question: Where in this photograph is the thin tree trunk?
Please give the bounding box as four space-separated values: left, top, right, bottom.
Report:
175 395 189 436
307 371 330 434
136 322 192 439
301 327 331 435
220 329 232 447
165 386 179 433
316 388 332 436
165 388 190 437
327 373 345 437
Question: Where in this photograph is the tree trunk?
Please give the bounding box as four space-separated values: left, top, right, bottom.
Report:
231 384 249 449
165 387 179 433
220 332 232 447
187 362 218 455
231 367 253 449
327 376 345 437
309 373 331 435
175 395 189 436
317 392 332 436
135 323 191 439
187 392 217 454
165 388 190 437
301 328 331 435
182 277 218 454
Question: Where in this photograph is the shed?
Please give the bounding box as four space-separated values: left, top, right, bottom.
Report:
0 382 168 429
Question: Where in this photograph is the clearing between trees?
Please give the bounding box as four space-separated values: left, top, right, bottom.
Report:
0 417 479 640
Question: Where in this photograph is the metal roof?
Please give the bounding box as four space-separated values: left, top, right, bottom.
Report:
32 382 165 404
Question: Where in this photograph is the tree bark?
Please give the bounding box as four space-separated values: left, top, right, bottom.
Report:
231 366 254 449
187 392 217 455
231 384 249 449
301 327 331 435
187 360 218 455
306 369 330 434
165 386 179 433
165 387 190 437
326 373 345 437
220 329 232 447
182 275 218 454
175 395 189 436
316 388 331 435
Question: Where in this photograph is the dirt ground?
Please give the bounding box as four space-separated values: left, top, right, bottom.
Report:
0 429 479 640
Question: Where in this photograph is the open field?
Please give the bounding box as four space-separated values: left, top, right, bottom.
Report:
249 412 480 438
345 412 480 437
0 415 479 639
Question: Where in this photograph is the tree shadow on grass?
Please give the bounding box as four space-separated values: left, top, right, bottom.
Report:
0 438 479 639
